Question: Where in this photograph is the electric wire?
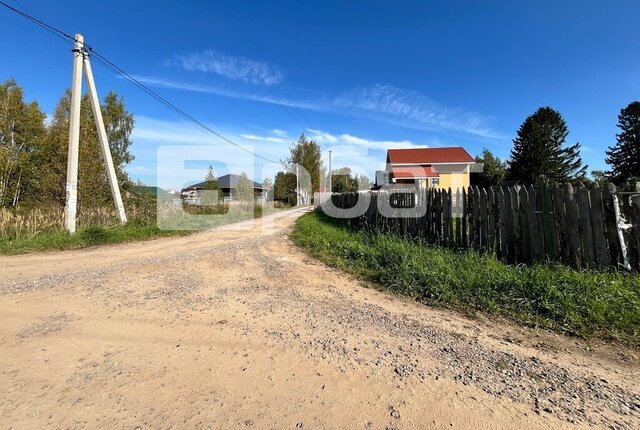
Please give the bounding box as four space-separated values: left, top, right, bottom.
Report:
0 1 73 43
0 1 281 164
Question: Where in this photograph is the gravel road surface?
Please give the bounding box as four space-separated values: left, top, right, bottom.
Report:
1 208 638 429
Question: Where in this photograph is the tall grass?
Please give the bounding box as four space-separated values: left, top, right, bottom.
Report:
0 198 288 254
291 212 640 346
0 206 157 238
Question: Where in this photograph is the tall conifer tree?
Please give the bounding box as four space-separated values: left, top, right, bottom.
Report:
605 101 640 184
507 107 587 184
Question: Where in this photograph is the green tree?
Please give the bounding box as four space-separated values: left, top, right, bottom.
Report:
355 174 372 190
261 177 273 200
273 171 297 204
589 170 608 188
472 148 506 188
327 168 371 192
287 133 323 193
236 172 254 202
605 101 640 184
331 167 358 193
201 165 221 205
101 92 135 183
507 107 587 184
42 89 135 206
0 79 47 206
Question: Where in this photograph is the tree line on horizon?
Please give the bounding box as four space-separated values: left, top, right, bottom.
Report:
271 133 373 204
473 102 640 188
0 79 134 209
4 76 639 212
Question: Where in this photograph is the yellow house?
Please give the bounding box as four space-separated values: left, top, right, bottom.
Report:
386 147 475 191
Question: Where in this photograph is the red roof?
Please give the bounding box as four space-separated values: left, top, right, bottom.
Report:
387 147 474 164
392 165 439 178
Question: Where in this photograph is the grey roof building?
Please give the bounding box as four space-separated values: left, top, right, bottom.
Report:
181 174 267 204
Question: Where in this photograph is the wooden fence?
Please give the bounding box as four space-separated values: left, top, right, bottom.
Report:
315 183 640 271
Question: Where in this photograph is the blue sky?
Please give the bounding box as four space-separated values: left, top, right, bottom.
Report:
2 1 639 188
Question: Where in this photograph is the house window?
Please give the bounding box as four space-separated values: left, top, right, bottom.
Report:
430 178 440 187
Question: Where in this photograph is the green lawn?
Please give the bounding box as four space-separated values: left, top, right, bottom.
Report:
291 211 640 346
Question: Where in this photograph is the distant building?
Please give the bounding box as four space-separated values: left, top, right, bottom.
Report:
381 147 476 191
374 170 390 189
132 185 174 200
181 173 267 205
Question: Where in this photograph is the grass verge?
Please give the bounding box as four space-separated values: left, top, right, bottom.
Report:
0 222 187 255
291 211 640 346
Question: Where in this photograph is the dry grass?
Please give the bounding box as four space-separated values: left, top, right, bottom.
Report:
0 205 159 240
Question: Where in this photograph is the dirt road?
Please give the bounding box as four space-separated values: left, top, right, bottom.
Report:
1 208 638 429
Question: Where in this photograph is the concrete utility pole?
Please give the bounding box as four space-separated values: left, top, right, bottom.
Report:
328 150 332 193
63 33 127 233
83 58 127 224
64 34 84 233
295 164 300 206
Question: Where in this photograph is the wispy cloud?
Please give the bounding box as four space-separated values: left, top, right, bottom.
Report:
168 50 283 85
132 76 501 139
132 76 318 110
333 84 501 139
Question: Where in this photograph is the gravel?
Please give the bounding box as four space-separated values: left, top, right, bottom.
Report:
2 226 638 429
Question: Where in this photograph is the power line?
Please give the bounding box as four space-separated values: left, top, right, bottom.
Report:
88 49 279 163
0 1 73 44
0 1 281 164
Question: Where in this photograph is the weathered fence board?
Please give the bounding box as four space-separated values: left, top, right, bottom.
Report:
461 188 468 248
589 188 610 268
630 195 640 271
455 188 462 246
479 189 489 250
527 186 543 262
602 184 621 267
564 184 581 268
518 187 531 264
551 185 569 264
576 186 596 267
487 188 497 254
497 188 507 261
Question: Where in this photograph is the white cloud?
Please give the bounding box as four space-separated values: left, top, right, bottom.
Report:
333 84 502 139
271 129 288 138
168 50 283 85
305 128 425 151
240 134 289 144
